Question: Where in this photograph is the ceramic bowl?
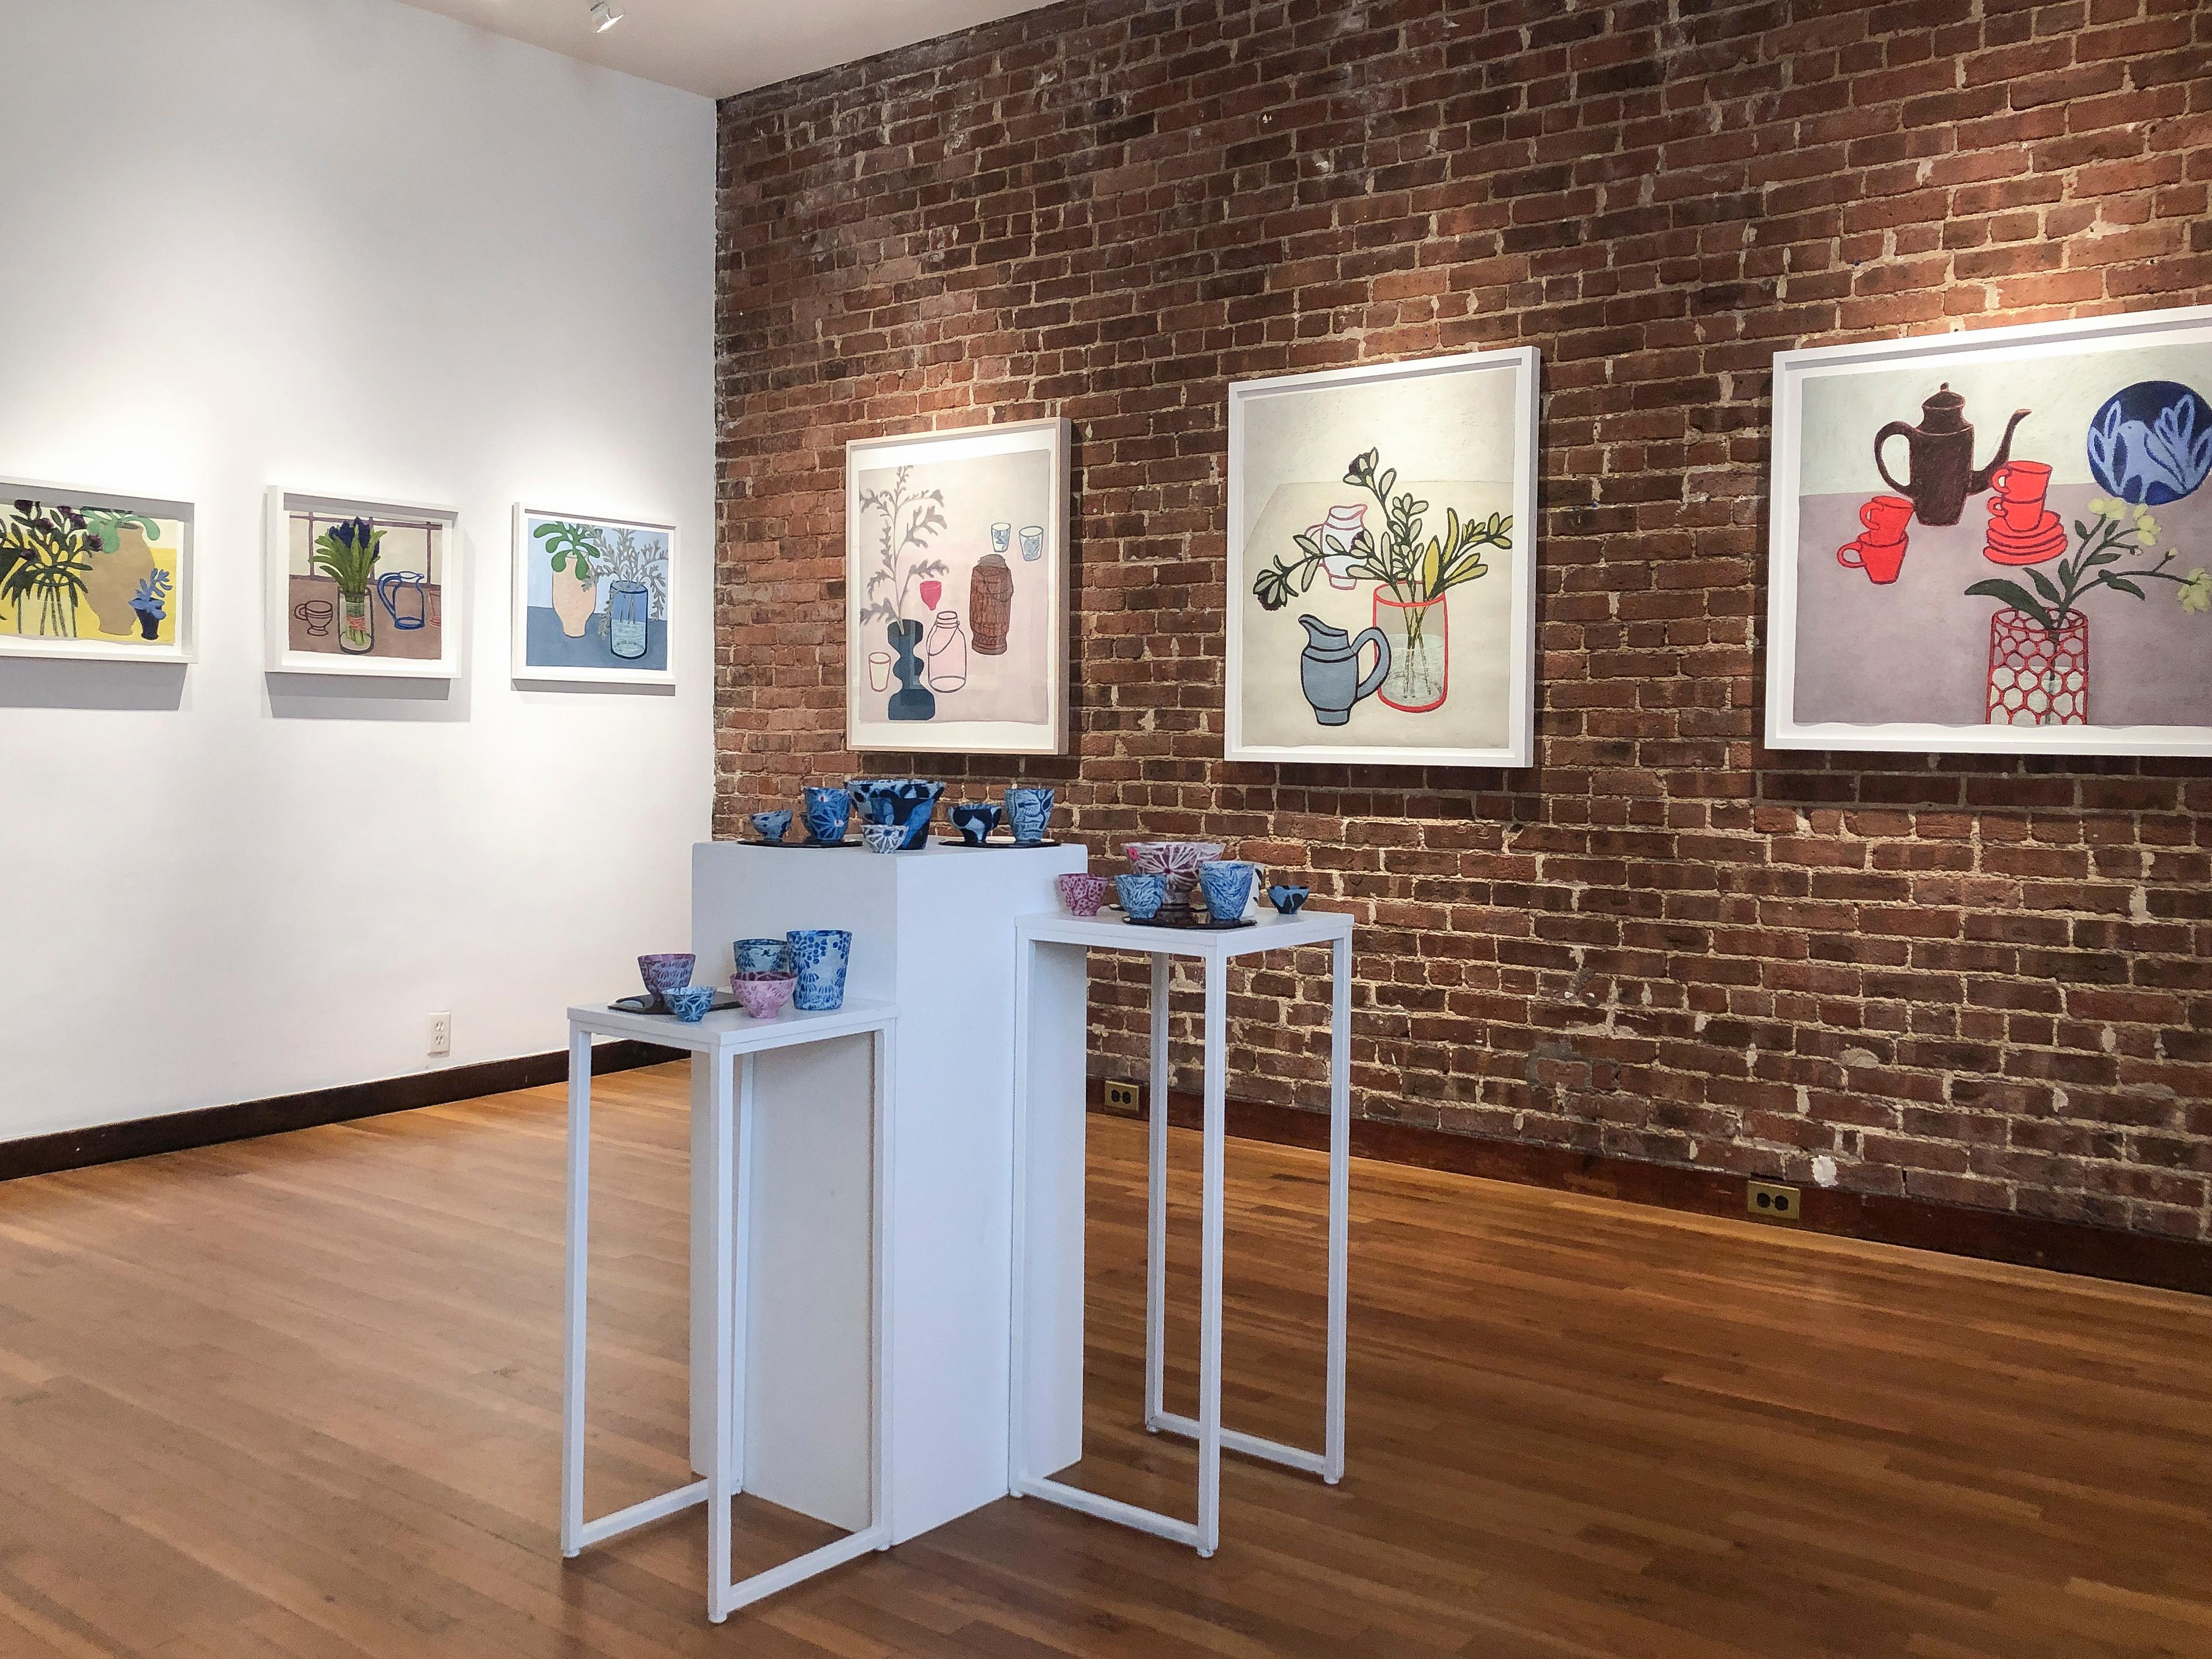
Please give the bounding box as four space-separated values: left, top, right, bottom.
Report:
1125 840 1225 920
1005 786 1055 844
1056 872 1112 917
847 778 946 849
802 786 851 845
637 952 695 1009
732 937 792 975
1115 872 1167 922
749 809 791 844
662 985 716 1023
1197 860 1257 922
950 802 1002 845
730 971 797 1019
861 820 906 854
1268 884 1310 916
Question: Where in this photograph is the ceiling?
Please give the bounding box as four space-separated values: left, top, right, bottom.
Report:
397 0 1060 99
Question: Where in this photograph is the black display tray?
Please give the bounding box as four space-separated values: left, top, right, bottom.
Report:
933 837 1067 849
1124 914 1256 931
748 837 861 848
610 991 739 1014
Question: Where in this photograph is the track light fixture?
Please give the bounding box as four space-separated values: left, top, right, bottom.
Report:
590 2 622 32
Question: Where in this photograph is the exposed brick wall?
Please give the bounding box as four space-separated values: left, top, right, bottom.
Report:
714 0 2212 1241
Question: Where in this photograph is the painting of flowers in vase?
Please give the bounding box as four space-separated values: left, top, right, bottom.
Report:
1767 305 2212 756
845 418 1068 756
511 506 676 688
1227 348 1540 767
265 487 460 678
0 482 193 664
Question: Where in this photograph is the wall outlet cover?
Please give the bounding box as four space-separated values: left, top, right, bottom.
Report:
428 1013 453 1057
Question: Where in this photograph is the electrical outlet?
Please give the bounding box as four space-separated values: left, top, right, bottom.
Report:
1103 1080 1140 1113
428 1013 452 1057
1747 1179 1801 1224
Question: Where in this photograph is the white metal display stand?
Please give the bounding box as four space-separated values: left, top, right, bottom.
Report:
1009 908 1353 1557
560 996 897 1622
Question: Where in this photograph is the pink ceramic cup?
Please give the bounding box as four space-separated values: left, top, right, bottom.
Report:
731 971 797 1019
1056 872 1112 917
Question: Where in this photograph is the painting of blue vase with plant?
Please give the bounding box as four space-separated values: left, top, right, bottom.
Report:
0 482 192 663
512 507 676 687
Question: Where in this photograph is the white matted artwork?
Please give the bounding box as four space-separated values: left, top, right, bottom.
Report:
0 479 194 664
1766 305 2212 756
1227 348 1540 767
511 505 676 688
265 487 462 678
846 418 1069 755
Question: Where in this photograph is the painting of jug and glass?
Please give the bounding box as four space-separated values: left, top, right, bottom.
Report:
844 418 1069 756
1767 304 2212 757
1226 348 1541 767
266 488 460 678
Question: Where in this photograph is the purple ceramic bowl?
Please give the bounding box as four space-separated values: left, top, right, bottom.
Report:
1124 840 1225 919
638 952 697 1010
1056 872 1112 917
731 971 797 1019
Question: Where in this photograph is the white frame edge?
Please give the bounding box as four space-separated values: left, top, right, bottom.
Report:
1223 347 1542 768
510 503 680 690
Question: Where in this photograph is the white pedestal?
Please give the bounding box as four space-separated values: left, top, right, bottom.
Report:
690 838 1087 1543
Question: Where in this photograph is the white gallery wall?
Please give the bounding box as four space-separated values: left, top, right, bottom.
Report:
0 0 715 1140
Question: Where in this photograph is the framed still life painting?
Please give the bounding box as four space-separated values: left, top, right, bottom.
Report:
0 479 194 664
1766 305 2212 756
511 505 677 688
1225 348 1541 767
845 418 1070 755
265 487 462 678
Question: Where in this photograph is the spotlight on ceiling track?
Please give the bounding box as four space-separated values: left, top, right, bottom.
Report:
590 2 623 32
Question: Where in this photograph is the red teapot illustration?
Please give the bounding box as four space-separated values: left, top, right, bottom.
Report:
1874 384 2030 527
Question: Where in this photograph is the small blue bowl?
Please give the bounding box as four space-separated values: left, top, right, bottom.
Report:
732 937 792 975
750 809 791 844
662 985 715 1023
1116 872 1166 922
950 802 1002 845
1268 884 1310 916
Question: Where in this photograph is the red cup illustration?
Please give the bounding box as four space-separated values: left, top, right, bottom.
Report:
1839 532 1908 585
1985 460 2052 533
919 578 942 611
1858 494 1914 540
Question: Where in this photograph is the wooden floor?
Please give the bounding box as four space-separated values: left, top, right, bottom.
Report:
2 1064 2209 1658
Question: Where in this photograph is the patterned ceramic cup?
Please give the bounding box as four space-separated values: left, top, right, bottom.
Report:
732 937 792 975
1005 786 1055 844
749 810 791 844
1056 872 1113 917
663 985 716 1023
787 929 853 1012
802 787 851 845
847 778 945 849
1115 873 1167 922
1125 840 1224 922
950 802 1002 844
730 972 797 1019
1197 860 1257 922
637 953 695 1011
1268 884 1310 915
861 821 906 854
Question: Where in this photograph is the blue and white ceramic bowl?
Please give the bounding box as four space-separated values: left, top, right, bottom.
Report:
662 985 715 1023
802 787 851 846
787 928 853 1012
749 809 792 844
861 820 906 854
1268 884 1310 916
1116 873 1166 922
950 802 1002 845
1005 786 1055 844
1197 860 1257 922
848 778 945 850
732 937 792 975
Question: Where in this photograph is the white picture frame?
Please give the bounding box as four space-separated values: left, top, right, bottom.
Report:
844 417 1071 756
1225 348 1541 768
510 504 677 689
265 486 462 679
1766 305 2212 756
0 478 195 665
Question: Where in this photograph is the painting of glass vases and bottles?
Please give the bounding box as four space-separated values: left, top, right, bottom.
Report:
0 482 193 663
846 418 1069 755
1226 348 1541 767
264 487 460 678
511 507 676 687
1767 304 2212 756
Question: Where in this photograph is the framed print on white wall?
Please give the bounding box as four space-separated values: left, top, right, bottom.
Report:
1766 304 2212 756
0 479 195 664
1226 347 1541 767
511 505 677 688
265 487 462 678
845 417 1070 755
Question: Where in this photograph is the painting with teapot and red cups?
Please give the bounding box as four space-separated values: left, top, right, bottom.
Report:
1224 347 1542 768
1766 305 2212 756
